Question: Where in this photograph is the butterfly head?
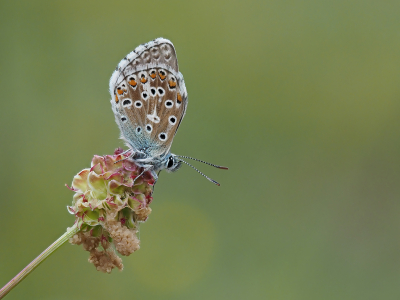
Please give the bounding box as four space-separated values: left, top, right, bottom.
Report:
164 153 182 173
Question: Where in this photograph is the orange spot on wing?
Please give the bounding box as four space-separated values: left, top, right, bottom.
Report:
115 94 119 103
150 72 156 79
169 80 177 88
129 79 137 87
140 77 147 83
159 72 166 80
177 93 182 103
117 88 124 95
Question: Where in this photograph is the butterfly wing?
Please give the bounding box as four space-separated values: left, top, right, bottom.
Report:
109 38 188 158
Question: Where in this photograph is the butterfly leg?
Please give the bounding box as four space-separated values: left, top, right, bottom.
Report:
120 148 133 156
148 169 160 193
132 165 154 185
151 169 159 183
115 151 134 164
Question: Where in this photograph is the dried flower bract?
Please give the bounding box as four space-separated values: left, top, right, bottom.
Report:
67 148 154 273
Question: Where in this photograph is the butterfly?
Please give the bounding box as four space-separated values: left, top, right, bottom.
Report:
109 38 227 186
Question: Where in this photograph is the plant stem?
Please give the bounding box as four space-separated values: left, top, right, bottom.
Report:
0 224 80 299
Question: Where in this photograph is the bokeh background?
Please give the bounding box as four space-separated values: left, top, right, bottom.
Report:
1 1 400 299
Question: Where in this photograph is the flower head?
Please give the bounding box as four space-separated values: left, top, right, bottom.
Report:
67 148 154 273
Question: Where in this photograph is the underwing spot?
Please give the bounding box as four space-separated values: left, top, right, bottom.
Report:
165 100 174 108
159 133 167 141
146 124 152 133
149 69 157 79
157 87 165 96
134 100 142 108
115 94 119 103
147 105 161 123
142 92 149 100
140 73 148 84
121 116 127 122
150 88 156 96
159 70 166 80
169 116 177 125
116 83 127 96
129 79 137 87
122 99 132 107
142 51 151 63
150 47 161 59
168 78 176 89
128 76 137 88
136 126 142 133
177 93 182 104
160 44 172 60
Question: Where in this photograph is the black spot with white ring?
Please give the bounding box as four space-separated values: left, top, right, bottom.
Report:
122 99 132 107
150 87 156 96
134 100 142 108
121 116 127 122
168 115 177 125
146 124 152 133
142 92 149 100
136 127 142 133
158 87 165 96
159 133 167 141
165 100 174 108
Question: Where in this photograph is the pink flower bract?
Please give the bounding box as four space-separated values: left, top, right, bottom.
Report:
67 148 154 273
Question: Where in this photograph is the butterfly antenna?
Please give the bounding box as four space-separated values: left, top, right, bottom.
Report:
176 156 228 170
179 159 221 186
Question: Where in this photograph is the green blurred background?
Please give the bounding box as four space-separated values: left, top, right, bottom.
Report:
1 1 400 299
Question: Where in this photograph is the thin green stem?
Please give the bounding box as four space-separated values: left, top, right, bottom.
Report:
0 224 80 299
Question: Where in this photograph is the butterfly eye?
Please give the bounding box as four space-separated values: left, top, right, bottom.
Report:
150 88 156 96
121 116 127 122
167 156 174 168
159 133 167 141
122 99 132 107
134 101 142 108
157 87 165 96
165 100 173 108
168 115 177 125
142 92 149 100
146 124 152 133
